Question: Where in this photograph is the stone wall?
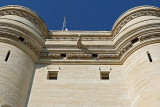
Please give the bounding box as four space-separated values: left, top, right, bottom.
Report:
28 65 129 107
123 43 160 107
0 5 47 107
0 42 34 107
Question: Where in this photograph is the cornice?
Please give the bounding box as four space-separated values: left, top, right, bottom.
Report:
114 24 160 47
0 31 40 61
38 32 160 64
139 33 160 41
47 37 112 41
40 53 61 59
37 59 121 65
0 22 44 48
48 31 112 41
0 5 48 38
49 31 112 36
121 34 160 64
67 54 92 59
42 26 160 59
112 6 160 37
98 54 119 59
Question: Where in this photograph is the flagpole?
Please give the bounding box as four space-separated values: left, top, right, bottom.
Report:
62 16 68 31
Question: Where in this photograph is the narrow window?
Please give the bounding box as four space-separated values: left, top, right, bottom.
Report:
92 54 97 58
132 38 139 44
19 37 24 42
61 54 66 58
5 50 11 62
47 71 58 80
100 72 109 80
147 51 152 62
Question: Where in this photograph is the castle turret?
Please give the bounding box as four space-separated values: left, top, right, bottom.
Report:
0 5 48 107
113 6 160 107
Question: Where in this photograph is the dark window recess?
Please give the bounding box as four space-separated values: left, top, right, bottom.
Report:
19 37 24 42
132 38 139 44
100 72 109 80
147 51 153 62
5 50 11 62
61 54 66 58
48 71 58 80
92 54 97 58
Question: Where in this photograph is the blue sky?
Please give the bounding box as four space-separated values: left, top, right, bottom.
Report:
0 0 159 31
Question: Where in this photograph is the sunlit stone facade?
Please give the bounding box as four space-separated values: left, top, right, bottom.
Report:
0 5 160 107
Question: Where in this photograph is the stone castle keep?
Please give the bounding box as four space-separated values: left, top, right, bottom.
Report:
0 5 160 107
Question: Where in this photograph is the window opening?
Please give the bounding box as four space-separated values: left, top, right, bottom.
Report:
5 50 11 62
47 71 58 80
61 54 66 58
92 54 97 58
147 51 152 62
19 37 24 42
132 38 139 44
100 72 109 80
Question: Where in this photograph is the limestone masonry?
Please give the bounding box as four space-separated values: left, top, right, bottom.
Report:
0 5 160 107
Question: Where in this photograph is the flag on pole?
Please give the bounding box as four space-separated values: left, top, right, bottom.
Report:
62 16 68 31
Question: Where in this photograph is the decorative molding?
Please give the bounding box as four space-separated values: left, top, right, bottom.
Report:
0 32 19 41
0 9 46 37
98 54 119 58
113 10 160 37
118 41 133 57
23 39 40 56
49 37 111 41
0 31 40 56
40 53 61 59
66 54 92 59
0 22 44 46
40 32 160 61
138 33 160 41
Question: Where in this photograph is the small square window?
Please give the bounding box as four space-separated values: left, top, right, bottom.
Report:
61 54 66 58
48 71 58 80
100 72 109 80
92 54 97 58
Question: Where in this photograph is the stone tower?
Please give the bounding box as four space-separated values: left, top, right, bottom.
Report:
0 5 160 107
0 5 48 107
